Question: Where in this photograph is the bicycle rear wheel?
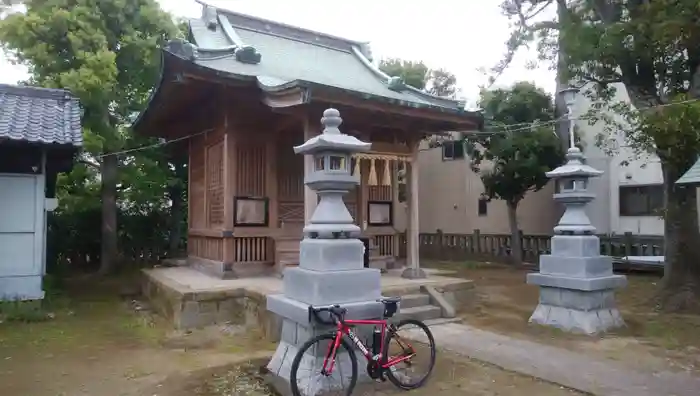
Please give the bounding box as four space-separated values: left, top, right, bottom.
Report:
289 332 358 396
383 319 436 390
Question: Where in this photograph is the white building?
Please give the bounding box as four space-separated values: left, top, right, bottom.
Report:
571 83 666 235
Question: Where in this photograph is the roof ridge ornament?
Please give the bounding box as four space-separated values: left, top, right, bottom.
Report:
387 76 406 92
357 42 374 62
165 39 198 61
202 5 218 30
235 45 262 64
217 13 261 64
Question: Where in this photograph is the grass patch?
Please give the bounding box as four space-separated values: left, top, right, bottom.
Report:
0 300 53 323
0 273 165 355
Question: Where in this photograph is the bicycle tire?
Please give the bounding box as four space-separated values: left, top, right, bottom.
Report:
289 332 358 396
383 319 436 390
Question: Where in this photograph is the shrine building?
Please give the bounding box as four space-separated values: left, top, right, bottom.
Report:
133 2 483 279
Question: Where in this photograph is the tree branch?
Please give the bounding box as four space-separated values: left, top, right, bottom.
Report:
80 159 101 170
490 0 556 87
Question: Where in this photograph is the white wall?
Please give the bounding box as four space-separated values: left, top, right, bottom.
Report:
572 83 665 235
0 173 46 300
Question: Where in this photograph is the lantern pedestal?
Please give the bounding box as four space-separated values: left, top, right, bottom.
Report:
526 147 626 334
527 235 626 334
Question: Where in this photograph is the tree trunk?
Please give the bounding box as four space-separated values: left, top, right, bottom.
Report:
98 153 119 275
659 163 700 312
507 200 523 266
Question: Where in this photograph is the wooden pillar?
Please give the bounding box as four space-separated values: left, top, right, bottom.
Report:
223 115 236 265
303 115 319 223
402 138 426 279
266 137 279 228
359 158 368 231
392 159 400 257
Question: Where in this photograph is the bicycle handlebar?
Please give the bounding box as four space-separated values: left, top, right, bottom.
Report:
308 304 347 326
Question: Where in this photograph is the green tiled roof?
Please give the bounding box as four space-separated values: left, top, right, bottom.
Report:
676 157 700 185
176 2 468 114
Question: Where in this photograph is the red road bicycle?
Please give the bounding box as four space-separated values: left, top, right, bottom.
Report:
289 297 437 396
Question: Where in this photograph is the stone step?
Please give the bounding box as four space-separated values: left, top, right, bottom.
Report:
399 294 431 309
397 305 442 322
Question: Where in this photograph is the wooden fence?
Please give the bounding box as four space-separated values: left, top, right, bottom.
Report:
398 230 664 263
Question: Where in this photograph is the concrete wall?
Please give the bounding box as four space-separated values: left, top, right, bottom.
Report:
414 140 559 235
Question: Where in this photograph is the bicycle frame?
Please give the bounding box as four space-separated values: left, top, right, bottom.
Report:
321 318 416 375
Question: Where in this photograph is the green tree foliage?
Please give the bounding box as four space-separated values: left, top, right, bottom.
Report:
498 0 700 310
378 58 459 97
465 82 564 265
379 58 430 90
0 0 182 274
427 69 458 98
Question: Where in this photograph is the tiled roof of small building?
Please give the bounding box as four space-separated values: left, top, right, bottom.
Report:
173 2 469 114
0 84 82 147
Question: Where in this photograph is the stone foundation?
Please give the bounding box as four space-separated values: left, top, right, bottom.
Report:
188 256 273 279
141 270 281 339
267 318 370 394
141 267 476 342
528 286 625 334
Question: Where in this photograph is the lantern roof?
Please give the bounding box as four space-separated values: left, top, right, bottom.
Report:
293 108 371 155
546 147 603 179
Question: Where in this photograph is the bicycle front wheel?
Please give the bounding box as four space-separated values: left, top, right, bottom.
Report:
383 319 436 390
289 332 358 396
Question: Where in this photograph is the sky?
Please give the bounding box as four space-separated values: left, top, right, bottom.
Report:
0 0 556 105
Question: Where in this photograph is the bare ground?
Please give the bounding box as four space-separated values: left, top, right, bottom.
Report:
0 273 587 396
152 353 584 396
427 261 700 375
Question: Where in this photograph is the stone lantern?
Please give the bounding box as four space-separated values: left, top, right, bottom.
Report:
527 146 627 334
266 108 385 393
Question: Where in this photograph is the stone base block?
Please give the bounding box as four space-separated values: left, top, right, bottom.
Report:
267 339 368 396
539 255 613 278
550 234 600 257
527 272 626 291
529 303 625 334
267 294 385 327
284 267 381 305
538 286 618 311
299 239 365 271
267 310 380 395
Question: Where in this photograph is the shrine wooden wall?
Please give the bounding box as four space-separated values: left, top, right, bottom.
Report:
276 130 304 226
188 127 225 262
185 116 412 269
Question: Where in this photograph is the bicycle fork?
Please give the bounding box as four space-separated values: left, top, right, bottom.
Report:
320 330 348 376
321 328 371 376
